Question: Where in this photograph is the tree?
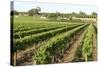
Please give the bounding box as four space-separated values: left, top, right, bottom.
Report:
91 12 97 18
55 12 61 17
46 12 61 19
72 12 78 17
28 7 41 16
78 11 86 18
36 7 41 13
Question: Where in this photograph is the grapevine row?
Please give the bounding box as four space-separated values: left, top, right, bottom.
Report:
81 24 95 61
14 24 83 51
14 26 66 39
35 24 88 64
14 23 68 33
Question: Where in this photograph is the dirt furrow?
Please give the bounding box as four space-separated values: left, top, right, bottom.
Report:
60 30 86 63
92 32 97 61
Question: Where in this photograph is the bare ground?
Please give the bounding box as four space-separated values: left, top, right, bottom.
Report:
15 42 43 65
92 32 97 61
60 30 86 63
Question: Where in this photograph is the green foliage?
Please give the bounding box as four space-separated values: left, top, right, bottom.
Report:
28 7 41 16
14 25 65 39
81 24 95 61
35 24 87 64
14 24 81 51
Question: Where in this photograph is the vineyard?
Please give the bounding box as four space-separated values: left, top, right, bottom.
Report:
11 16 97 66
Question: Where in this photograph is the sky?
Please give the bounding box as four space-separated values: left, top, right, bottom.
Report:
13 1 97 15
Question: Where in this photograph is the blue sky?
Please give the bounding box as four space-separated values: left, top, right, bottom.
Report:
14 1 97 15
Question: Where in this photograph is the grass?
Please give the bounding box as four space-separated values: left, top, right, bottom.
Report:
14 15 85 24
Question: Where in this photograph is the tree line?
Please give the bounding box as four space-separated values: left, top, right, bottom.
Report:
11 7 97 18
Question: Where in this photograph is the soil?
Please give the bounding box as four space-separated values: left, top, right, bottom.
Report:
92 32 97 61
60 30 86 63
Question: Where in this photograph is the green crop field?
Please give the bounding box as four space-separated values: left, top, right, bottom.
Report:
12 16 97 65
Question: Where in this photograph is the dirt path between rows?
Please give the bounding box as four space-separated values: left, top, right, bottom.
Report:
60 30 86 63
15 41 44 65
92 32 97 61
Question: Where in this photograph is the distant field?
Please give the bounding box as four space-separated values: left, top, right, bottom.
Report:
14 15 85 23
12 16 97 65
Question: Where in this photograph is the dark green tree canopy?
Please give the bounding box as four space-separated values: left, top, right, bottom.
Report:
28 7 41 16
